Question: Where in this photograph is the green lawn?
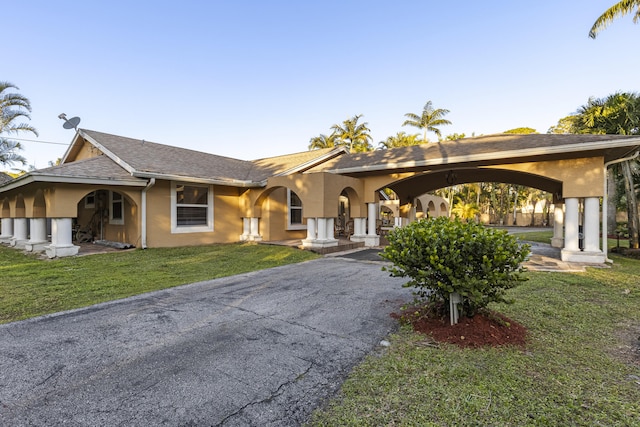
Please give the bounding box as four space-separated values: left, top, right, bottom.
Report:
511 229 631 250
0 243 319 324
309 253 640 426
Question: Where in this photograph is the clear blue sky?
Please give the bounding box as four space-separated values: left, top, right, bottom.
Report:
3 0 639 171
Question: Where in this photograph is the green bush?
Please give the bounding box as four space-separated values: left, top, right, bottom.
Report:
381 217 530 317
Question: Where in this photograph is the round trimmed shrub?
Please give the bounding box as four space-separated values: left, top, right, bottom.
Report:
381 217 530 317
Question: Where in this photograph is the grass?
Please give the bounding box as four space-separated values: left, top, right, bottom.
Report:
511 229 631 250
0 243 319 324
309 253 640 426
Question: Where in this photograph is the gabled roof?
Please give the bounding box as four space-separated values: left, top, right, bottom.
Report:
312 133 640 175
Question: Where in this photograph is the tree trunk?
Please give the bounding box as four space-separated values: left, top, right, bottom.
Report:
621 160 639 248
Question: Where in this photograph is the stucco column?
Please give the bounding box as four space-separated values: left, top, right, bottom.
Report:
350 218 366 243
551 204 564 248
327 218 335 239
25 218 48 252
10 218 28 248
583 197 601 253
0 217 13 243
248 217 262 242
304 218 317 241
394 216 403 227
240 217 251 241
45 218 79 258
364 203 380 247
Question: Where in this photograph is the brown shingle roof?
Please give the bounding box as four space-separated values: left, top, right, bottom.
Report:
79 130 343 184
81 130 256 183
311 133 640 174
33 155 143 181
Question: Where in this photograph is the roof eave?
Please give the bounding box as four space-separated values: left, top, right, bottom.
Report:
132 171 265 188
327 138 640 174
0 174 148 192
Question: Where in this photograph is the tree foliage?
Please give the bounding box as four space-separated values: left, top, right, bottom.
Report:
503 127 538 134
378 131 423 149
381 217 530 318
589 0 640 38
402 101 452 141
1 82 38 166
330 114 373 153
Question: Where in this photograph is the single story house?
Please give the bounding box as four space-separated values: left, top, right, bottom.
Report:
1 129 640 263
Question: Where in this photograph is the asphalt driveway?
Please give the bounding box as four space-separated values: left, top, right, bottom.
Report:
0 256 412 426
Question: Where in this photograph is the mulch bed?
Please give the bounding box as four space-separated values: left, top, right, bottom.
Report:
392 306 528 349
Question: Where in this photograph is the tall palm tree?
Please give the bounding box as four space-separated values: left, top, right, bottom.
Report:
330 114 373 153
0 82 38 166
308 133 338 150
402 101 452 141
589 0 640 38
378 132 423 149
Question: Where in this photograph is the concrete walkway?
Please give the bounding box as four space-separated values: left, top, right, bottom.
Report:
0 257 412 426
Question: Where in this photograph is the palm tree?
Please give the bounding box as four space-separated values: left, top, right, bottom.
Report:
451 201 479 222
308 133 338 150
378 132 423 149
589 0 640 38
402 101 452 142
330 114 373 153
0 82 38 166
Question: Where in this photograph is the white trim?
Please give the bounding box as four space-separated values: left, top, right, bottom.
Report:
134 171 260 188
170 182 214 234
0 174 146 193
109 191 124 225
287 189 306 230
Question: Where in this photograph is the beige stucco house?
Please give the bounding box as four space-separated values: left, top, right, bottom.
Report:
1 129 640 263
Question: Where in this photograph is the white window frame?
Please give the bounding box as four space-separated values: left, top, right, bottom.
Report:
171 182 214 234
109 191 124 225
287 189 306 230
85 191 96 209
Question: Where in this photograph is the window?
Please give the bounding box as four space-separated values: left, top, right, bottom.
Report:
287 189 305 230
109 191 124 225
171 182 213 233
85 192 95 209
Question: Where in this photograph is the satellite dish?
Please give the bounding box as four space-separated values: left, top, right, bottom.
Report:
62 116 81 130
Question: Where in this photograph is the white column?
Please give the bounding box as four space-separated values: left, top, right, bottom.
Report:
367 203 377 236
364 203 380 247
25 218 48 252
249 217 262 242
45 218 79 258
10 218 28 247
583 197 601 253
240 217 250 241
326 218 335 239
0 217 13 243
551 204 564 248
316 218 327 241
563 198 580 252
350 217 366 242
305 218 317 241
394 216 403 227
301 217 337 249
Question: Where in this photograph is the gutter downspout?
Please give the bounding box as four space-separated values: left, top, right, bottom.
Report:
603 151 639 262
141 178 156 249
